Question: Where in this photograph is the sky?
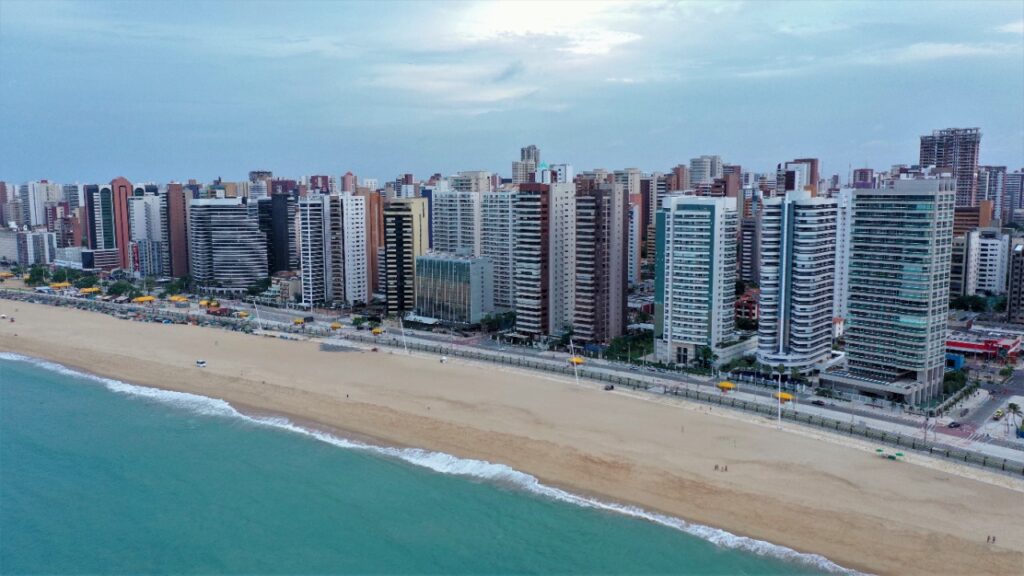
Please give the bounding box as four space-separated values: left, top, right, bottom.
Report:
1 0 1022 185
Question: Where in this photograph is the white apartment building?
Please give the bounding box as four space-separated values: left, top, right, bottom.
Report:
482 189 515 310
431 188 481 256
832 187 854 322
654 195 737 365
689 155 723 187
340 194 368 305
548 182 576 336
757 190 837 373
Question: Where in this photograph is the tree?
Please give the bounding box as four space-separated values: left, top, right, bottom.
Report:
352 316 367 328
106 280 134 297
25 265 50 286
1008 403 1022 430
142 276 157 294
74 275 98 289
999 365 1014 378
247 277 271 296
51 267 82 283
694 345 717 369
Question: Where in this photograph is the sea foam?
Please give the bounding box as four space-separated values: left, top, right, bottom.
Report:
1 352 862 575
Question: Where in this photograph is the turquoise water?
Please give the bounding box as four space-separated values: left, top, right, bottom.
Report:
0 355 843 574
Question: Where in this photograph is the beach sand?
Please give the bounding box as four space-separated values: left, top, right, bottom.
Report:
2 301 1022 575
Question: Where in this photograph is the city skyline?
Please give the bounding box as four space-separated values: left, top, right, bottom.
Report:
2 0 1023 183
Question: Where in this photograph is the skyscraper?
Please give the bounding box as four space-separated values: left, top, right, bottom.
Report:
188 198 268 293
163 182 190 278
654 196 737 365
431 187 481 256
573 183 628 343
689 155 723 187
977 165 1007 222
757 190 837 373
512 183 551 337
776 158 820 196
512 145 540 184
824 179 954 404
919 127 981 207
128 194 164 278
383 197 429 315
257 195 298 273
481 188 515 311
108 177 133 269
1006 237 1024 324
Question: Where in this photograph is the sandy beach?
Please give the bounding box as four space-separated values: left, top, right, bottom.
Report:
1 300 1022 575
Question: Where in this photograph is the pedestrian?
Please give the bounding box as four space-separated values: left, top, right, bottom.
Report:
714 464 719 471
993 536 996 544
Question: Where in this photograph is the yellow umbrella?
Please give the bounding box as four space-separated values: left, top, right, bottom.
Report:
773 392 794 402
717 381 736 391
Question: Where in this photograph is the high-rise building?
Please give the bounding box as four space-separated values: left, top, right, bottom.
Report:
161 183 189 278
952 228 1010 296
977 166 1007 223
737 215 761 284
298 196 329 306
823 179 954 404
481 189 515 310
512 145 540 185
450 170 492 193
548 182 576 336
188 198 268 293
654 196 738 365
852 168 875 189
919 127 981 207
511 181 576 337
341 172 357 193
107 177 133 270
952 200 994 236
689 155 723 187
295 193 369 307
756 190 837 373
512 183 551 337
128 194 164 278
627 194 642 285
1006 237 1024 323
573 183 628 343
414 253 494 325
383 197 429 315
358 189 384 296
776 158 820 196
832 188 854 321
257 195 298 273
431 188 481 256
1006 170 1024 214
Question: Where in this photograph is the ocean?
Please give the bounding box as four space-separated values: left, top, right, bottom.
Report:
0 354 848 574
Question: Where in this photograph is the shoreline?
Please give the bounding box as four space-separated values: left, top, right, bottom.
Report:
1 351 854 575
2 301 1023 575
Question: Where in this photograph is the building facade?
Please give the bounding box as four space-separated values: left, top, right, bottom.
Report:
481 189 515 311
414 253 494 325
188 198 268 293
383 197 429 315
654 195 738 365
573 183 628 343
756 190 837 373
824 179 955 404
919 127 981 207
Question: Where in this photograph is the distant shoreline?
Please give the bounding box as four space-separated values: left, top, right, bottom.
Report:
2 300 1023 575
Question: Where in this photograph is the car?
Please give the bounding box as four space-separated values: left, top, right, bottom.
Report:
603 384 615 391
811 400 826 406
947 421 962 429
993 409 1004 421
195 360 207 368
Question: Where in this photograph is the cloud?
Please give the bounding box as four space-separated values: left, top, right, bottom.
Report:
854 42 1020 64
996 19 1024 35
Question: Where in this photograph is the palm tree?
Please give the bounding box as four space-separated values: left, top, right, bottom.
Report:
1008 402 1022 430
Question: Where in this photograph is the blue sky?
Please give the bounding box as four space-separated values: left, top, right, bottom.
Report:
1 0 1022 184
